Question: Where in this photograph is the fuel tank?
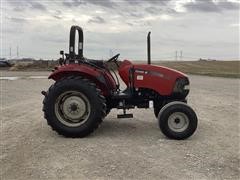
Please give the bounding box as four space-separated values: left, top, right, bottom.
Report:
118 60 188 96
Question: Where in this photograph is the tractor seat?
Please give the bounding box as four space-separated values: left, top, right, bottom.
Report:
87 59 105 69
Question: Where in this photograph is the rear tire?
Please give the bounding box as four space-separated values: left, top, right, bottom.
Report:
43 76 106 138
105 108 111 117
158 101 197 140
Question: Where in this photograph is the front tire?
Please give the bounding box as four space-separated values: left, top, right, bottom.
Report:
43 76 106 138
153 101 166 118
154 106 162 119
158 101 197 140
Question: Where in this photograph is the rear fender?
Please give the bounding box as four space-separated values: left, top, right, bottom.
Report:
49 64 113 96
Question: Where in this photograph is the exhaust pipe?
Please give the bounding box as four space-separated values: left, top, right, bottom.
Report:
147 31 151 65
69 25 84 59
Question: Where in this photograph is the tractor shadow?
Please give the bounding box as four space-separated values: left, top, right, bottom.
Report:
92 117 164 140
92 116 200 141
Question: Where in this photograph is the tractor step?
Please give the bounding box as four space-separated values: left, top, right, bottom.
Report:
117 114 133 119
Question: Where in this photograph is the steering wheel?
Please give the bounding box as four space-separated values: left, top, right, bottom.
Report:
107 53 120 62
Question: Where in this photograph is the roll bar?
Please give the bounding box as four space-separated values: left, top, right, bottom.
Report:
60 26 151 66
69 25 84 59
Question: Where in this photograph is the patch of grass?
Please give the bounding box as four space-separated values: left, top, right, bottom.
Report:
9 61 57 71
152 61 240 78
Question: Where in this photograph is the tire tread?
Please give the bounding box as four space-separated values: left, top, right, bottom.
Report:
42 75 106 138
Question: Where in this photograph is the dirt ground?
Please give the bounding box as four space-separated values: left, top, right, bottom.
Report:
1 71 239 180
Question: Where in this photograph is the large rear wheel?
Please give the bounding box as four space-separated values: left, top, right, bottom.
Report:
43 76 106 138
158 101 197 140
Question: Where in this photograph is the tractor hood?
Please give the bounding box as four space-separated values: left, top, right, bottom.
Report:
119 60 189 96
134 64 187 79
119 60 188 82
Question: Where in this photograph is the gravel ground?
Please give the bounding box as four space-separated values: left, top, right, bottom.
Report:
1 71 239 180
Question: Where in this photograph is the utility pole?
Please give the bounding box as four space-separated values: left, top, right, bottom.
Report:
109 49 113 58
17 46 19 58
180 50 183 60
175 51 178 61
9 46 11 59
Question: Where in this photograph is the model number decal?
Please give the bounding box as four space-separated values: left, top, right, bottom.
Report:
137 75 144 80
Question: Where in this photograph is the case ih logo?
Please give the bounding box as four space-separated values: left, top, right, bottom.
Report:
135 68 169 79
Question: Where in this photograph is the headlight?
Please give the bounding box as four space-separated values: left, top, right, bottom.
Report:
184 84 190 90
173 77 190 95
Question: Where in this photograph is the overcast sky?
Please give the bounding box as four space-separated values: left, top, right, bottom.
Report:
1 0 239 61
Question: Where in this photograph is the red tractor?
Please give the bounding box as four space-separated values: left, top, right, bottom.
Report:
42 25 198 139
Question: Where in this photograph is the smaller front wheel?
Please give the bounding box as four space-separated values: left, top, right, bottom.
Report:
158 101 197 140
